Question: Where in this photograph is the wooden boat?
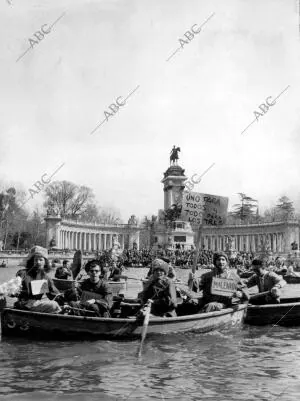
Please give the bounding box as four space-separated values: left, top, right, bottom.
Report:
245 297 300 326
52 278 126 296
1 303 247 339
0 263 7 268
238 271 253 279
283 275 300 284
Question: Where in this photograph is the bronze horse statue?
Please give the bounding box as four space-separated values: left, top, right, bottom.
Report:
170 146 180 165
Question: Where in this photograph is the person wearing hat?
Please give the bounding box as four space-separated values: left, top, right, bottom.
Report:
146 257 177 281
15 246 61 313
188 251 249 313
245 259 286 304
139 258 177 317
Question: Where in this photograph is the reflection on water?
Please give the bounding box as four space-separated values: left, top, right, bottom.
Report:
1 267 300 400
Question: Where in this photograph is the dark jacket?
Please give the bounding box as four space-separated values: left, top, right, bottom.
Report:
246 271 286 292
76 278 113 309
17 269 59 301
190 267 249 306
140 277 177 315
55 266 73 280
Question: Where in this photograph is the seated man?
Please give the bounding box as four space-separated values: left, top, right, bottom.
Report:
109 261 125 282
67 261 113 317
138 258 177 317
246 259 286 304
55 260 73 280
188 251 249 312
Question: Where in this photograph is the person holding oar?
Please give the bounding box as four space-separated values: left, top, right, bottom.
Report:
245 259 286 305
138 259 177 317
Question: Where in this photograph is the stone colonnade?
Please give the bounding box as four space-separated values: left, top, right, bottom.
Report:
199 221 300 254
45 217 140 251
59 230 127 251
201 232 284 253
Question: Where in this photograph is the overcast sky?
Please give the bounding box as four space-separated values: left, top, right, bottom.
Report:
1 0 300 222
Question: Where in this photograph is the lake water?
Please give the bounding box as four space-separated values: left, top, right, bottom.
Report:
1 265 300 401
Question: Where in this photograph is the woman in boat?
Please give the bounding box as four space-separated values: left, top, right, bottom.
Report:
188 251 249 312
138 258 177 317
15 246 61 313
245 259 286 304
66 260 113 317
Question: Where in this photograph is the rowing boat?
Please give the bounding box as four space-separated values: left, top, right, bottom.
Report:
245 298 300 326
283 275 300 284
52 278 126 296
1 303 247 339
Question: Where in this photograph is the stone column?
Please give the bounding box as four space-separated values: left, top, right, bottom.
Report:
81 232 84 250
246 235 250 252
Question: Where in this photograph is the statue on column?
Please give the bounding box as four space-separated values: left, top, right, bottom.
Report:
291 241 298 251
111 235 122 261
170 145 181 165
49 237 57 248
128 215 138 225
225 236 234 252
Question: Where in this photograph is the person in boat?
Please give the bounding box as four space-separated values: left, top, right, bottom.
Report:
54 260 73 280
188 251 249 312
109 260 126 282
286 262 300 277
15 246 61 313
66 260 113 317
245 259 286 304
146 257 177 281
138 258 177 317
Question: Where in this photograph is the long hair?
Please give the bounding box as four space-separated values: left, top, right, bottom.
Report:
26 255 51 275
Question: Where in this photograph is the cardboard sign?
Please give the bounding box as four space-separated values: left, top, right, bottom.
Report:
31 279 49 295
80 291 104 302
180 191 228 227
211 277 237 297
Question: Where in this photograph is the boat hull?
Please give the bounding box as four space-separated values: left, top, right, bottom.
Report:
245 301 300 326
283 275 300 284
1 304 247 339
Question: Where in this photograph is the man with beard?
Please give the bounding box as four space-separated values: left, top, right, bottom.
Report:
188 251 249 312
16 246 61 313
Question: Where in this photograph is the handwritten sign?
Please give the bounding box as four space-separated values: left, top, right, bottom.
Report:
180 191 228 227
31 279 49 295
211 277 237 297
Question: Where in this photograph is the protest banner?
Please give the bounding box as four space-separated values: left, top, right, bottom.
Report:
211 277 237 298
180 191 229 227
180 191 229 273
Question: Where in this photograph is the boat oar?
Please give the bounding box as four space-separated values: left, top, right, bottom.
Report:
137 299 153 358
125 276 143 281
249 291 270 304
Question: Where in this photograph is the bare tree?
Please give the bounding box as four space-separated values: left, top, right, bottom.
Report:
44 180 95 219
